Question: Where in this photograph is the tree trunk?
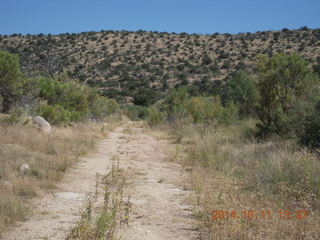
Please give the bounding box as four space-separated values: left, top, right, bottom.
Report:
1 95 13 113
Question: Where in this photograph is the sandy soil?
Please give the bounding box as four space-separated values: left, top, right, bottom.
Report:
2 122 198 240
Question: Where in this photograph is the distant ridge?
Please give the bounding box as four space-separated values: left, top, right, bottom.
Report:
1 27 319 103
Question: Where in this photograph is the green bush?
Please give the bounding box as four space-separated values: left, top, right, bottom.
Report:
159 89 239 126
160 87 190 121
0 51 22 113
298 100 320 149
147 107 162 126
37 77 90 121
222 70 257 116
36 76 118 123
123 105 149 120
186 96 223 123
37 104 71 125
217 102 239 125
132 89 161 106
88 89 119 120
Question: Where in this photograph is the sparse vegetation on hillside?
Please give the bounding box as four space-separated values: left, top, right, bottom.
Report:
1 28 319 105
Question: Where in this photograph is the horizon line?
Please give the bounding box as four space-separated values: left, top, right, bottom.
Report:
0 25 318 37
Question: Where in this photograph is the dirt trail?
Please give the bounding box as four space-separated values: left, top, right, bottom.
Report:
2 122 197 240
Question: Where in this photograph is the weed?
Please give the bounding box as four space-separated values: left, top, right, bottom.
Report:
65 163 131 240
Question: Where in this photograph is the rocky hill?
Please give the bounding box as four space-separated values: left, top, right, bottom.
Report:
1 27 320 105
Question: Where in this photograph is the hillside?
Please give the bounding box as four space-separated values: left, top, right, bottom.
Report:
1 27 320 105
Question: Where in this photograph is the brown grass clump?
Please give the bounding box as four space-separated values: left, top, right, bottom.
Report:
0 122 115 234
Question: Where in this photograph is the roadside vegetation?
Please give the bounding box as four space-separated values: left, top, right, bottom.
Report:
0 50 120 235
143 52 320 239
66 160 130 240
0 121 116 235
0 50 119 125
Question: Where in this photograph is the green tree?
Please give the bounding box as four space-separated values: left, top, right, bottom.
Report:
255 53 318 137
222 70 257 116
298 100 320 149
0 51 22 112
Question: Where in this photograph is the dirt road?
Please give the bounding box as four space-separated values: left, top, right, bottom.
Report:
2 122 197 240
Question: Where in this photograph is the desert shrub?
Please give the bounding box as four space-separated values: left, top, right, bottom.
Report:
202 54 213 65
37 104 71 125
36 76 118 123
217 101 239 125
88 89 119 120
160 87 190 121
186 96 223 124
147 107 162 127
123 105 149 120
160 89 238 126
37 77 90 121
298 100 320 149
313 63 320 76
132 88 161 106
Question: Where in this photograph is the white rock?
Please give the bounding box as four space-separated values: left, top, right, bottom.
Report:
32 116 52 133
20 163 31 173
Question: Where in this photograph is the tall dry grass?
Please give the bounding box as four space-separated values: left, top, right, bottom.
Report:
0 121 115 235
169 119 320 239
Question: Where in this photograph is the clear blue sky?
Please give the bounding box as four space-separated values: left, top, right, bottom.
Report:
0 0 319 35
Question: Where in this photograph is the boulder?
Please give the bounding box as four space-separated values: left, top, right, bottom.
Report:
123 96 134 105
32 116 52 133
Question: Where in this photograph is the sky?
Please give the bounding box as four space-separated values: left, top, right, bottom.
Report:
0 0 319 35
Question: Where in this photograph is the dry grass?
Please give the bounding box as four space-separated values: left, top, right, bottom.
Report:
190 167 320 240
165 120 320 239
0 121 116 235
